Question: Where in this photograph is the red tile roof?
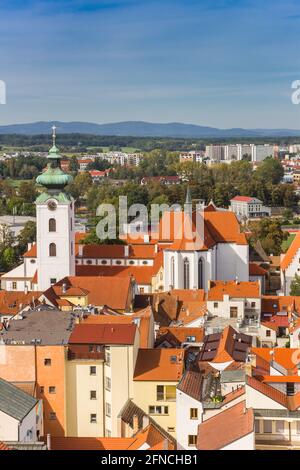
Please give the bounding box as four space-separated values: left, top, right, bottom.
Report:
197 401 254 450
134 348 184 381
207 281 260 301
69 323 137 345
231 196 256 202
0 441 10 451
76 265 155 285
45 276 133 311
249 262 268 276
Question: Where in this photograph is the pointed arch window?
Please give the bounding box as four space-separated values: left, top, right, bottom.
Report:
49 218 56 232
183 258 190 290
49 243 57 257
171 256 175 288
198 257 204 290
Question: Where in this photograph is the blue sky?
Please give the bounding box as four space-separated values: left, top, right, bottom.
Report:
0 0 300 128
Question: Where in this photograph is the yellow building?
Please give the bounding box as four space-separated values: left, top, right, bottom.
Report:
133 349 185 438
66 323 140 437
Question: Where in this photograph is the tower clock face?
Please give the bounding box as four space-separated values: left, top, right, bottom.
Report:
47 200 57 211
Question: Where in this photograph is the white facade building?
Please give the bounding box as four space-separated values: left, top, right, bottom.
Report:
230 196 271 219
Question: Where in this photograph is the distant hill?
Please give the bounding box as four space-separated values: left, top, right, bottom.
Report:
0 121 299 138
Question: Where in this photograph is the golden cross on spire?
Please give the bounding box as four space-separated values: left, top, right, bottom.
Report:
52 125 57 146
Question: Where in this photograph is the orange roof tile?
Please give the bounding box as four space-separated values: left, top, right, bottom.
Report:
156 326 204 347
69 323 137 345
249 262 268 276
251 347 299 373
281 231 300 270
0 290 42 316
134 348 184 381
207 281 260 301
76 265 154 285
197 401 254 450
44 276 132 311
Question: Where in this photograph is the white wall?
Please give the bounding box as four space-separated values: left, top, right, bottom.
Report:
222 431 255 450
176 389 203 450
37 199 75 291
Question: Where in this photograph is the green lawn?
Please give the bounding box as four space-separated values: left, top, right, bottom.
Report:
282 233 296 253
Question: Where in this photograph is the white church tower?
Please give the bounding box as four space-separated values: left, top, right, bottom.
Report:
36 127 75 291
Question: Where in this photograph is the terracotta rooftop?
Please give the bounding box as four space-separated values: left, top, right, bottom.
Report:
197 401 254 450
0 290 42 316
177 365 203 401
69 323 137 346
281 231 300 270
207 280 260 301
134 348 184 382
249 262 268 276
47 423 174 450
45 276 132 311
156 326 204 348
76 265 155 285
198 326 252 364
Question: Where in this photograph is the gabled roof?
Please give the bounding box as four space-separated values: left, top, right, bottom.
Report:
198 326 252 364
45 276 132 310
177 365 203 401
249 262 268 276
0 290 42 316
281 231 300 270
156 326 204 348
197 401 254 450
0 378 38 422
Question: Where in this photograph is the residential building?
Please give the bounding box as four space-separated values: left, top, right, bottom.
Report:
230 196 271 219
206 280 261 327
0 378 40 443
66 322 140 438
133 349 185 437
281 231 300 295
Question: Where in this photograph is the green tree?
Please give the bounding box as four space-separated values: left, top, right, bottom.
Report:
290 274 300 295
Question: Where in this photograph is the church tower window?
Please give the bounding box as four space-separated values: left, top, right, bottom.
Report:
49 243 57 257
198 257 204 289
49 218 56 232
171 257 175 288
183 258 190 289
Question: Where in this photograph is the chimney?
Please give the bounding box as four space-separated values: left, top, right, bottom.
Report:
132 414 139 434
78 244 83 257
24 285 28 295
62 283 67 294
154 244 158 254
27 242 32 251
207 280 212 290
124 245 129 257
46 434 51 450
143 234 150 243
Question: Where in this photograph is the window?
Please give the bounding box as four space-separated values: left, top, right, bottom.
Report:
90 414 97 423
44 358 51 366
287 382 295 396
171 256 175 288
214 302 218 309
188 435 197 446
90 390 97 400
183 258 190 289
49 412 56 421
186 336 196 343
251 302 256 308
40 386 44 394
12 282 17 290
190 408 198 420
50 278 57 285
266 330 271 337
90 366 96 375
263 420 272 433
149 406 168 415
275 420 285 434
105 403 111 418
49 243 56 257
49 218 56 232
89 345 94 353
156 385 176 401
49 386 56 394
105 377 111 391
198 258 204 289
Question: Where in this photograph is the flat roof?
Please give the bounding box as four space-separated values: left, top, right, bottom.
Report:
0 309 75 345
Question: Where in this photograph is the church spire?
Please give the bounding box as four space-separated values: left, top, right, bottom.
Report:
36 127 73 194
